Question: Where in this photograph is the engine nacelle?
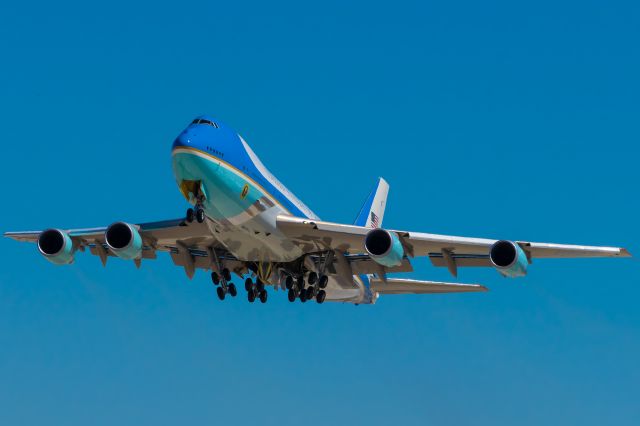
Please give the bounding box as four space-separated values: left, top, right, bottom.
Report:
489 240 528 278
105 222 143 260
37 229 75 265
364 228 404 267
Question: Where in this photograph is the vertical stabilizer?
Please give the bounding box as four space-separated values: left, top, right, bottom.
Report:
353 178 389 228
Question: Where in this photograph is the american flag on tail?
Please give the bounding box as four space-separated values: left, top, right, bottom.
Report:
370 212 380 228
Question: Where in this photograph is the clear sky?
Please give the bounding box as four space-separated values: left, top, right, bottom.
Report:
1 1 638 425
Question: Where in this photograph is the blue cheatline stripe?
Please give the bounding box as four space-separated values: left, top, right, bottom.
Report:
353 179 380 226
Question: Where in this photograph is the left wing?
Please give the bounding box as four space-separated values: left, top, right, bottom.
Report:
276 215 631 276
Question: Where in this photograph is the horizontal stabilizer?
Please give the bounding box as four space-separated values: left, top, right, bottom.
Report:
370 277 488 295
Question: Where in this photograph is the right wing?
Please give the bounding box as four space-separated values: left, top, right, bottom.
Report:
369 277 487 295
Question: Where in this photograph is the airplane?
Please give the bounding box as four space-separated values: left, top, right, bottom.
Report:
4 115 632 305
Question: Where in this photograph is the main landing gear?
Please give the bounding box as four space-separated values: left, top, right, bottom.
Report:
245 277 268 304
285 272 328 304
211 267 237 301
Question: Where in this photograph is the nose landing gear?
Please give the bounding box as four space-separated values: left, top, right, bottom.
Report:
186 205 206 223
181 180 207 224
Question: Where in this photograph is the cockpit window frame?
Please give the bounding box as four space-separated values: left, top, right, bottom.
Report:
191 118 219 128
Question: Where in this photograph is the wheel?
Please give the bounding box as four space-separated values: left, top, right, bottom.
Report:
256 278 265 292
306 286 315 300
299 290 307 303
287 289 297 302
318 275 329 289
248 289 257 303
216 286 226 300
196 208 205 223
186 208 194 223
316 290 326 304
222 268 231 281
285 276 293 290
244 277 253 292
211 271 220 285
308 271 318 285
296 277 305 291
259 290 268 303
228 283 237 297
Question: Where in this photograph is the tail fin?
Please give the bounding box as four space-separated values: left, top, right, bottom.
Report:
353 178 389 228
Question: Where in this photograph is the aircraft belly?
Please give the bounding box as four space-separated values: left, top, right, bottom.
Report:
207 213 305 262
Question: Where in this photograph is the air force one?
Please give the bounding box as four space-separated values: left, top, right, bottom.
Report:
5 116 632 304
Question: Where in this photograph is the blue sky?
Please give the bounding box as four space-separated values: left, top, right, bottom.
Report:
1 1 638 424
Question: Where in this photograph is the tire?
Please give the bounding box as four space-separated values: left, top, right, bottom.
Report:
222 268 231 282
296 277 305 291
318 275 329 289
259 290 268 303
244 277 253 292
216 286 225 300
256 279 265 292
299 291 307 303
228 283 237 297
306 287 315 300
307 272 318 285
186 208 194 223
211 272 220 285
196 208 205 223
285 276 293 290
248 289 256 303
316 290 326 304
288 289 297 302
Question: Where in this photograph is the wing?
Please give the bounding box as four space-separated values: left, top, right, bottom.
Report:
276 215 631 276
4 219 236 278
370 277 487 294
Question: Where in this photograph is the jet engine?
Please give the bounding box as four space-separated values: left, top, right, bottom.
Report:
489 240 528 277
364 228 404 267
37 229 76 265
105 222 143 260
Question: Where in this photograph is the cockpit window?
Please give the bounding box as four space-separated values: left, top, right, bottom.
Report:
191 119 219 128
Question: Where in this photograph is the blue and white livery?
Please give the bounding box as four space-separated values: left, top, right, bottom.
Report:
5 116 632 304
